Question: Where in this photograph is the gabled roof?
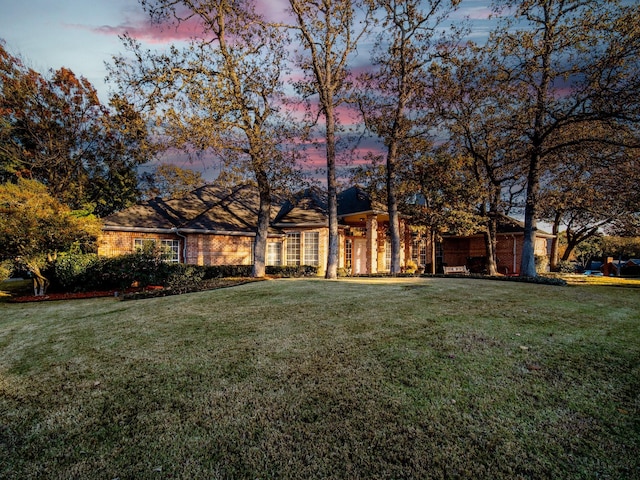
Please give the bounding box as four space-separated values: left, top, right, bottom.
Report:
337 186 386 216
102 184 395 234
272 187 328 226
103 183 282 235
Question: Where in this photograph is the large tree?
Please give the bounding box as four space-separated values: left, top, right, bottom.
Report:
487 0 640 276
539 143 640 269
0 42 151 216
431 47 526 275
286 0 374 279
0 179 101 295
357 0 462 275
110 0 298 277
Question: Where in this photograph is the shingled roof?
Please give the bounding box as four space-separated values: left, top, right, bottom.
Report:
103 184 390 233
103 183 282 235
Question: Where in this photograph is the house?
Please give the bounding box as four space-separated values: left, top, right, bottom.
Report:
440 215 554 275
99 184 553 276
98 184 419 276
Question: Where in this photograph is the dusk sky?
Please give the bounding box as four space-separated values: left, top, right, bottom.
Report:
0 0 498 180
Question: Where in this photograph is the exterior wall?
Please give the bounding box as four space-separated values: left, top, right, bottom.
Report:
185 234 253 266
98 231 182 260
442 233 551 275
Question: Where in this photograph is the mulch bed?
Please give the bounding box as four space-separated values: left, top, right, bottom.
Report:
10 289 131 303
9 278 264 303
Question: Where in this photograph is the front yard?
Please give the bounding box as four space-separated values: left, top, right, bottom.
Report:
1 277 638 479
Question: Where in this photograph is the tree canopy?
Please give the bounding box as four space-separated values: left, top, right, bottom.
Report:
0 43 154 217
0 178 101 294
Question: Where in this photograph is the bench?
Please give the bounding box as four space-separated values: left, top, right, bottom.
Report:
443 265 469 275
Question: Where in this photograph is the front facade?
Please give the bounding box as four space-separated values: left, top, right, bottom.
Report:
99 184 552 276
98 184 421 276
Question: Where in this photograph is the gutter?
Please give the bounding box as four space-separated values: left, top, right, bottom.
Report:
172 228 188 264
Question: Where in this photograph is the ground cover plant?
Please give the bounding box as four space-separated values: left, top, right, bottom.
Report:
1 278 638 479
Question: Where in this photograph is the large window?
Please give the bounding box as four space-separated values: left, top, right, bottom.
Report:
286 233 301 265
267 242 282 266
134 238 180 263
286 231 319 266
303 232 319 266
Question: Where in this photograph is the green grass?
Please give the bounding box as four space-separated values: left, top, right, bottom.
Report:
1 277 638 479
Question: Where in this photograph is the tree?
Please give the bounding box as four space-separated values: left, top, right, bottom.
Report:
487 0 640 276
357 0 462 275
0 42 151 216
408 152 482 273
286 0 374 279
139 163 206 200
0 179 101 295
431 47 526 275
110 0 299 278
539 144 640 269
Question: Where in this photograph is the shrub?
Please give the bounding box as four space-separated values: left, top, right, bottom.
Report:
556 260 576 273
0 261 13 283
50 252 99 292
266 265 319 277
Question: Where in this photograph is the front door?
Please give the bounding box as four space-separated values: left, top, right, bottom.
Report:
353 238 367 274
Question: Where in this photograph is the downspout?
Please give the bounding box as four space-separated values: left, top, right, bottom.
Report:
512 235 517 275
173 228 188 264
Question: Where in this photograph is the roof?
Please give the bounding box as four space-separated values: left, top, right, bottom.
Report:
337 186 386 217
272 187 328 226
103 183 282 235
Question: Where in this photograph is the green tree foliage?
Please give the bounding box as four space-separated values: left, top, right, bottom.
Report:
0 42 152 216
486 0 640 276
431 47 527 275
110 0 300 277
539 140 640 269
0 179 102 295
139 163 206 200
357 0 463 275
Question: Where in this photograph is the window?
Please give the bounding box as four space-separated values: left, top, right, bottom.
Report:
345 239 352 269
133 238 180 263
267 242 282 266
384 242 391 272
286 233 301 265
303 232 319 266
412 238 427 267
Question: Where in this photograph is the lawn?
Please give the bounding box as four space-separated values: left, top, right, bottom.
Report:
1 277 638 479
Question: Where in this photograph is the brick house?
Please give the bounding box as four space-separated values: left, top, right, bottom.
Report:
99 184 552 276
98 184 421 276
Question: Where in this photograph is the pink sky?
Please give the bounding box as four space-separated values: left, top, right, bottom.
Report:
0 0 496 182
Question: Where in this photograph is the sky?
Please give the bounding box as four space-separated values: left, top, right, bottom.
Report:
0 0 498 180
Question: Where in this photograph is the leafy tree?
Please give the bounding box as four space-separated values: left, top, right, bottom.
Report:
487 0 640 276
431 47 526 275
110 0 299 278
0 179 101 295
408 152 482 273
539 143 640 269
357 0 462 275
286 0 375 279
139 163 206 200
0 42 151 216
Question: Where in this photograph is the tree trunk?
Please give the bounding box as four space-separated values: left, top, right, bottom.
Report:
429 229 437 274
252 166 271 278
325 104 339 279
484 216 498 275
549 212 561 271
521 152 541 277
386 141 401 275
